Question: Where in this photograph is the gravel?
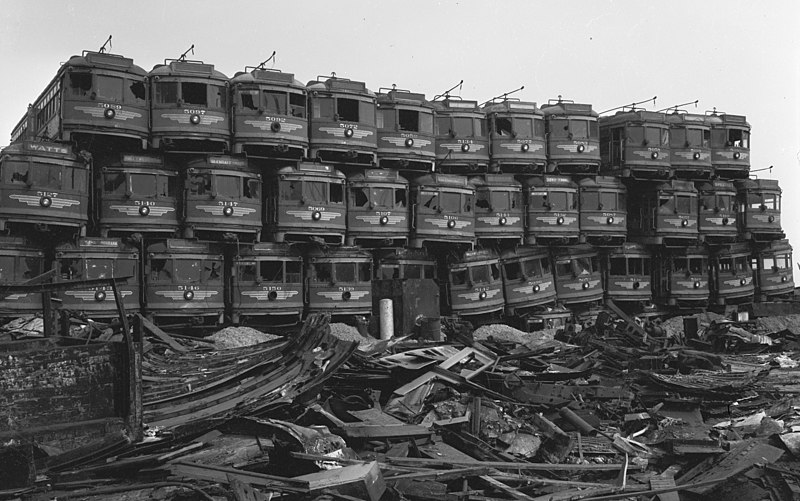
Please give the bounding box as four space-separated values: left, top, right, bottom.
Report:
327 322 366 343
208 326 282 349
473 324 557 345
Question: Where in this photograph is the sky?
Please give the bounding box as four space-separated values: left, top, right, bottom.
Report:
1 0 799 249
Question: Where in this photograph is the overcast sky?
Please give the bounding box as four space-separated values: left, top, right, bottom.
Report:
2 0 799 249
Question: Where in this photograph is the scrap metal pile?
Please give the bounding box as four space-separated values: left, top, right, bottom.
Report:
5 312 800 500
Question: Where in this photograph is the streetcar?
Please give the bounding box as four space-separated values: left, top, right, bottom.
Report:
541 98 600 175
10 42 149 152
665 111 712 180
707 111 750 179
578 176 627 246
95 153 180 237
599 110 670 179
653 246 710 307
442 249 504 320
53 237 140 318
230 63 307 159
149 51 230 152
144 239 225 326
306 74 377 165
626 179 700 247
751 239 794 301
709 242 754 305
470 174 524 245
183 155 262 241
499 246 556 317
602 242 653 304
551 245 604 306
230 242 303 326
735 178 784 242
304 246 373 318
697 180 738 244
264 161 346 245
523 175 579 246
483 97 546 173
0 237 45 316
0 140 90 237
346 168 409 247
375 86 435 172
374 247 437 280
432 96 489 173
408 173 475 248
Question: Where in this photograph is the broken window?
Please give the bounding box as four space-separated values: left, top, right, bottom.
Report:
60 257 84 280
127 80 146 104
240 90 259 111
312 262 333 283
495 117 513 136
609 257 627 275
398 109 419 132
150 258 171 282
174 260 202 283
203 260 222 282
358 262 371 282
371 187 393 209
244 178 260 199
6 161 29 185
69 72 92 97
96 75 123 102
259 261 284 282
237 262 257 282
729 129 749 148
395 189 407 208
286 261 301 283
450 268 468 286
504 261 522 281
86 258 114 279
351 187 369 207
475 190 491 210
337 98 359 122
529 192 548 209
555 260 572 277
280 180 302 201
330 183 344 204
421 192 439 211
189 173 212 196
22 257 42 280
104 172 127 194
289 93 306 118
181 82 207 106
154 81 179 104
378 264 400 280
263 91 287 115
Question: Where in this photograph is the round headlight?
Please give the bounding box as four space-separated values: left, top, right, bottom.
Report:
271 121 281 132
557 217 565 225
582 282 590 289
312 211 322 221
344 128 354 138
633 281 640 289
405 138 414 147
342 291 351 301
651 151 659 159
380 216 389 225
104 108 115 119
223 206 234 217
694 281 701 289
722 217 729 225
499 217 507 226
521 143 529 152
740 278 747 286
577 144 585 153
461 143 470 152
607 216 614 224
95 290 106 302
769 215 775 223
139 205 150 216
190 114 201 125
681 219 688 227
268 291 278 301
734 152 741 159
479 291 487 300
184 290 195 300
533 284 540 293
40 197 52 208
782 276 788 283
693 152 701 160
447 219 456 228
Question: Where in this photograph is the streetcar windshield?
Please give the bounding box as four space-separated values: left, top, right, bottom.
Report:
216 175 240 198
371 187 394 208
30 163 62 189
514 117 534 138
96 75 124 102
263 90 287 115
130 173 157 195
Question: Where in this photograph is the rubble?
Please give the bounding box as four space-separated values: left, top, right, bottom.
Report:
6 306 800 500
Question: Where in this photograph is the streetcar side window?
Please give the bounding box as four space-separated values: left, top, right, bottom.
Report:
394 189 407 208
203 260 222 282
150 258 171 282
237 262 257 282
503 261 522 280
240 90 259 111
60 257 84 280
450 268 468 286
69 72 92 97
6 161 29 184
419 111 433 134
289 93 306 118
351 187 369 207
0 256 15 283
244 178 260 199
286 261 302 283
358 262 371 282
127 80 146 105
313 97 335 119
330 182 344 204
154 81 179 104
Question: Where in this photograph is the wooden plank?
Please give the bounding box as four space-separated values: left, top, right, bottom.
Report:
293 461 385 501
138 314 187 353
384 456 625 471
171 461 306 490
228 475 271 501
480 475 535 500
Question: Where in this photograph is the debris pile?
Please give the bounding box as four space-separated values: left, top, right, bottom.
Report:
5 309 800 500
